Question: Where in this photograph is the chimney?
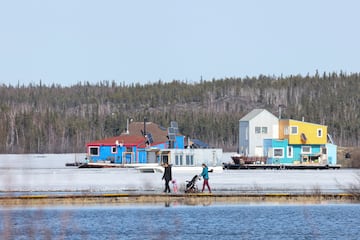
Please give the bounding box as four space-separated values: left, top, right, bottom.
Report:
143 117 147 136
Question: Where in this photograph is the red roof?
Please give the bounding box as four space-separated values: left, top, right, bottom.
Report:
86 135 145 147
86 121 170 147
126 121 169 143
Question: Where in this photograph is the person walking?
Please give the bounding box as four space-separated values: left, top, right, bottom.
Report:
200 163 211 193
162 162 172 193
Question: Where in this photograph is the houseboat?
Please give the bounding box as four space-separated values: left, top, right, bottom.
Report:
224 109 340 170
82 120 223 173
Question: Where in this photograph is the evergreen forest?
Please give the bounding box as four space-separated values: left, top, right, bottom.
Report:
1 71 359 154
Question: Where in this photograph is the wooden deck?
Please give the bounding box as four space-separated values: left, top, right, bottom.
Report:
223 163 341 170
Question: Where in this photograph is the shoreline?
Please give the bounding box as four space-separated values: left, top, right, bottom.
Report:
0 192 359 206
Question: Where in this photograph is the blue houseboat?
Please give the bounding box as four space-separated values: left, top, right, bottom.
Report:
85 120 223 171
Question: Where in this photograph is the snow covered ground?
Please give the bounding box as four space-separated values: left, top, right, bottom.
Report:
0 153 359 194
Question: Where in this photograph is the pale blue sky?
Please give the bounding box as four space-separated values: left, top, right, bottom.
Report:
1 0 359 86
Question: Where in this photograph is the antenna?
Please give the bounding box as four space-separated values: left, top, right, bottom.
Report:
143 117 147 136
278 104 286 119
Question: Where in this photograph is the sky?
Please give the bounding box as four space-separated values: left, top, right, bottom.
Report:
1 0 359 87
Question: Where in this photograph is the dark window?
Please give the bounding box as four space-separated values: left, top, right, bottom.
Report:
111 146 117 153
186 155 190 165
262 127 268 134
90 147 99 155
322 148 327 154
274 148 283 157
302 146 311 153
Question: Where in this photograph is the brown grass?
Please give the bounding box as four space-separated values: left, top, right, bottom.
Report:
0 192 358 207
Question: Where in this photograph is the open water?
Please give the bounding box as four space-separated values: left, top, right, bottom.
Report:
1 204 359 240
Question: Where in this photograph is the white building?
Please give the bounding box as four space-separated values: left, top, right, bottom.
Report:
238 109 279 157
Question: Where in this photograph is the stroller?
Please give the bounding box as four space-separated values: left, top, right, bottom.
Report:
185 175 200 193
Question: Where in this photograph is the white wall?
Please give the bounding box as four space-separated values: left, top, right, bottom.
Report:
247 110 278 157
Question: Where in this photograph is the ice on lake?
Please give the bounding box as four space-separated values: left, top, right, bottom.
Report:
0 153 359 194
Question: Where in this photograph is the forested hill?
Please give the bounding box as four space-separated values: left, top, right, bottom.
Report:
1 71 359 154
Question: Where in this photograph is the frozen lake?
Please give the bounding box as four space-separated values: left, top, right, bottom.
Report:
0 153 359 194
2 154 359 240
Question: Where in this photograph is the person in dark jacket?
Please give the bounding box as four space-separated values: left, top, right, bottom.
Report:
162 162 172 193
200 163 211 193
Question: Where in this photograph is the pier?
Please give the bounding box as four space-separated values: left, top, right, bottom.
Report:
223 163 341 170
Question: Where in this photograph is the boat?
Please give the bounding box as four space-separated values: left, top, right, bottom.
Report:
224 154 341 170
230 153 242 164
230 154 265 164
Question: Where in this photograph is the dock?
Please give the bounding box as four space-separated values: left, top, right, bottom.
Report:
223 163 341 170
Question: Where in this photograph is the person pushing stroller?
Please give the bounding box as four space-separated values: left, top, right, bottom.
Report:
200 163 211 193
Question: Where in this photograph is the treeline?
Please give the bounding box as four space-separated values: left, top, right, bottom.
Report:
0 71 359 154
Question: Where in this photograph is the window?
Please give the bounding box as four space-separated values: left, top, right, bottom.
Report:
89 147 99 156
111 146 117 154
262 127 268 134
290 126 298 135
322 148 327 154
273 148 284 158
185 155 194 165
175 154 184 166
175 154 183 166
284 127 289 135
287 146 293 158
317 129 323 137
255 126 268 134
302 146 311 154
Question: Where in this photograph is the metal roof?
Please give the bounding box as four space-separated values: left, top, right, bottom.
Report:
240 109 268 121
